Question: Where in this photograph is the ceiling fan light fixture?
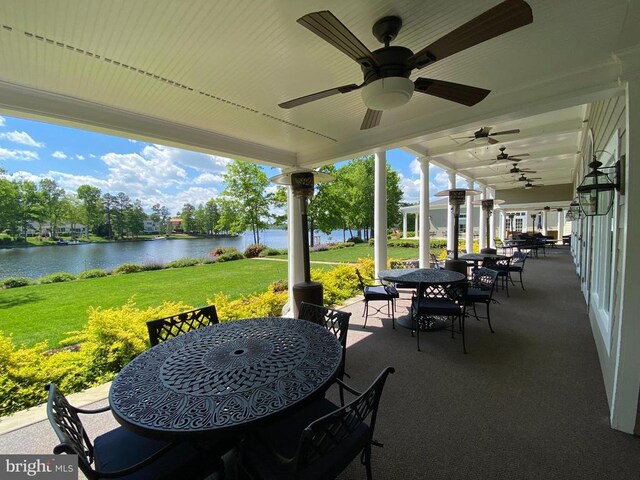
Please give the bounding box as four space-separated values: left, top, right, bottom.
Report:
361 77 414 110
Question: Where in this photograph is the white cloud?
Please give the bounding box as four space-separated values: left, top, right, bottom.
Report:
89 154 97 158
128 139 137 143
409 159 421 176
0 131 44 147
145 144 231 172
193 172 224 185
3 170 42 183
433 170 450 189
0 116 5 126
75 154 85 160
52 151 68 159
0 147 39 161
398 173 420 203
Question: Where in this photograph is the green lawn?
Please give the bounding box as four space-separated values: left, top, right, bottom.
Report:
0 259 301 347
0 244 424 347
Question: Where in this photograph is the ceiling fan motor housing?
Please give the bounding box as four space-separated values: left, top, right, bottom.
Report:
361 46 414 110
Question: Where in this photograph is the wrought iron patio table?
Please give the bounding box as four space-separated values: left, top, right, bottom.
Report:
459 253 508 269
378 268 466 330
109 317 342 441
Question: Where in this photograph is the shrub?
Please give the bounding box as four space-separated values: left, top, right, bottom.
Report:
78 269 108 279
243 243 267 258
327 242 354 250
216 251 244 262
312 244 329 252
141 260 165 271
65 300 194 382
347 236 364 244
39 272 77 284
270 279 287 293
311 263 362 306
213 287 288 320
164 258 199 269
210 246 241 257
258 248 282 257
2 277 32 289
387 239 419 248
112 263 144 275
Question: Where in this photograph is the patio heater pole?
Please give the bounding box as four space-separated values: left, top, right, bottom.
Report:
290 172 322 309
445 189 469 275
482 199 495 254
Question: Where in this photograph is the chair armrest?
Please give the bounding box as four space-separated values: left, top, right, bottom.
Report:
74 405 111 415
334 377 363 397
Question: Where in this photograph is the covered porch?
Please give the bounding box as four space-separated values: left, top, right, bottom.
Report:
2 249 640 477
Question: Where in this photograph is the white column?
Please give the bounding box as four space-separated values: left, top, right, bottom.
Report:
478 185 487 250
466 179 475 253
488 188 496 248
414 213 419 238
402 213 408 239
419 157 430 268
374 151 387 279
287 187 304 318
542 210 548 235
446 170 456 251
610 77 640 433
557 209 564 240
499 210 506 243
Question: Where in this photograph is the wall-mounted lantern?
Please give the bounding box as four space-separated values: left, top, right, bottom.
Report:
576 153 623 216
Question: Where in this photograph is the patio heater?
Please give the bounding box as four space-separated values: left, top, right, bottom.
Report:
270 170 333 313
436 188 480 275
473 198 504 254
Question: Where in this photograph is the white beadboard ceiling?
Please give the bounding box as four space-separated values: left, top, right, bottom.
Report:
0 0 638 196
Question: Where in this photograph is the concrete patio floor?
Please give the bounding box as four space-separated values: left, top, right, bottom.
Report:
2 247 639 479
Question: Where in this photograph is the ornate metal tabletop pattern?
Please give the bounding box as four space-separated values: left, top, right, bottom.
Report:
109 317 342 438
378 268 466 285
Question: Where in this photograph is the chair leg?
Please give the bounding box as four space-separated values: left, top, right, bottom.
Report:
417 316 421 351
486 301 495 333
520 270 525 290
364 444 373 480
472 302 480 321
461 314 467 354
363 301 369 328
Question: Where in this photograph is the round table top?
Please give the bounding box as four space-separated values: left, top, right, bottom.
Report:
109 317 342 439
378 268 466 284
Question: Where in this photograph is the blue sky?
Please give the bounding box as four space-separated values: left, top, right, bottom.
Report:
0 113 450 214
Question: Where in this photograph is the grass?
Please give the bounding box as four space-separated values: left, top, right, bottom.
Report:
0 259 332 347
0 243 429 347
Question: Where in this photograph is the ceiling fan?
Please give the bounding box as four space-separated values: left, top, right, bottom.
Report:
509 163 536 175
457 126 521 145
496 146 529 162
513 174 541 183
524 181 543 189
279 0 533 130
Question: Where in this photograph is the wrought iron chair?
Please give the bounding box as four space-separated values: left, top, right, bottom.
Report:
411 281 468 353
507 251 528 290
481 256 512 296
355 268 399 329
464 267 499 334
430 253 444 269
239 367 395 480
45 383 230 480
146 304 218 346
299 302 351 383
388 260 419 305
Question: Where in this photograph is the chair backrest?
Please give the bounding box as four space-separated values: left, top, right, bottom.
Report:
45 384 97 479
146 305 218 346
299 302 351 350
354 268 367 293
415 281 468 303
471 267 499 289
294 367 395 477
511 251 528 266
482 256 509 271
429 253 443 269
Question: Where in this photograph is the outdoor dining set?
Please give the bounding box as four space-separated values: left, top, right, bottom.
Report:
45 304 394 480
357 250 530 354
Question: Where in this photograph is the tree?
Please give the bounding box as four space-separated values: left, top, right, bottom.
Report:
151 203 170 235
77 185 102 236
204 198 220 234
308 165 346 244
113 192 131 238
14 180 40 239
0 172 19 236
126 199 145 237
102 193 116 239
181 203 196 233
222 160 271 244
39 179 66 238
64 195 83 238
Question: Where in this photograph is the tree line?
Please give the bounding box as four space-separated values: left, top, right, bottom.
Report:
0 154 403 242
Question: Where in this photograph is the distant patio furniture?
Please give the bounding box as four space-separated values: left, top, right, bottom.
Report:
146 304 218 346
45 383 227 480
430 253 444 269
464 267 500 334
562 235 571 246
411 281 468 352
481 256 512 296
355 268 399 329
239 367 395 480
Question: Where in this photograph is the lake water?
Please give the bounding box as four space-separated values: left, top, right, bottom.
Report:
0 229 348 279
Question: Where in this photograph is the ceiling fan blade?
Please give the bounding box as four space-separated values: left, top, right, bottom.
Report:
361 109 383 130
279 84 361 109
408 0 533 69
487 137 499 145
298 11 377 67
414 78 490 106
490 129 520 136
